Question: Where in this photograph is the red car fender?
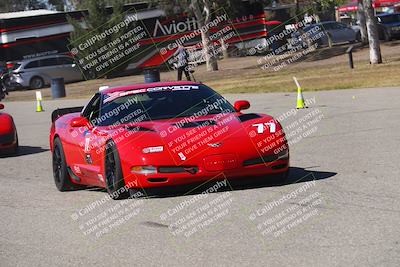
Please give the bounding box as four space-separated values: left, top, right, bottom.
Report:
0 111 18 152
0 112 15 134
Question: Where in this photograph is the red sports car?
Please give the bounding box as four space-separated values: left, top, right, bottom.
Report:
50 82 289 199
0 103 18 154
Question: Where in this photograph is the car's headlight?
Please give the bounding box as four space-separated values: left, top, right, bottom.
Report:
131 166 157 175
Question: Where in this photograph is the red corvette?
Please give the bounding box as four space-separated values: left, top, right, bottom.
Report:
0 103 18 154
50 82 289 199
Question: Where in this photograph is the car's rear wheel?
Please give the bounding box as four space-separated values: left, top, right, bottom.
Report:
53 137 75 191
11 132 19 155
105 140 129 200
354 32 361 43
384 30 392 42
30 76 44 89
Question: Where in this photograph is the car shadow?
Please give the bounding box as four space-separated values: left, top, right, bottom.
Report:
139 166 337 199
0 146 49 158
74 167 336 199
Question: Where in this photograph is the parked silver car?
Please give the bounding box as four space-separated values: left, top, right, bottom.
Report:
292 21 361 47
9 55 83 89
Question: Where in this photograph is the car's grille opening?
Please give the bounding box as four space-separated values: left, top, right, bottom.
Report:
237 113 261 122
158 166 198 174
243 150 288 167
147 178 168 183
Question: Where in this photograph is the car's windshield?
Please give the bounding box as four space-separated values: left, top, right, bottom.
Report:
97 84 235 126
378 14 400 24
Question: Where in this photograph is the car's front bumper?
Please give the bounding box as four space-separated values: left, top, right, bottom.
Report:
123 157 289 189
9 75 28 88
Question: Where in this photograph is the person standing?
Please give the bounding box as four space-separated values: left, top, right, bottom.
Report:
175 45 191 81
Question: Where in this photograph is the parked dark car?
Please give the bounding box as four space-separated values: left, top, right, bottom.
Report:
291 21 360 48
377 13 400 41
0 77 7 101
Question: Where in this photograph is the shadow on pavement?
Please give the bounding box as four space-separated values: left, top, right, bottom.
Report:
0 146 49 158
70 167 337 199
140 166 337 199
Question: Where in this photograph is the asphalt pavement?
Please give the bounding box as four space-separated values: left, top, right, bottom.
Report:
1 87 399 266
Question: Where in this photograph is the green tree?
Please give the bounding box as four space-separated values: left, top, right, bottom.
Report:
48 0 66 11
0 0 46 12
68 0 135 78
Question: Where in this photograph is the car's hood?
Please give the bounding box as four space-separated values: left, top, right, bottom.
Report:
106 112 274 138
101 112 283 164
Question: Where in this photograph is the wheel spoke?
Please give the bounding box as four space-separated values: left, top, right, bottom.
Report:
53 147 62 182
106 150 115 190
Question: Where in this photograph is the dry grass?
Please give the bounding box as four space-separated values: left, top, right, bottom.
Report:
4 41 400 102
208 57 400 94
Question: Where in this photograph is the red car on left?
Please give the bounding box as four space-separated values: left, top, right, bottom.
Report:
0 103 18 154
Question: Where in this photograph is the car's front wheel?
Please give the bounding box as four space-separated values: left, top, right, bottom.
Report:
53 137 75 191
105 140 129 200
30 76 44 89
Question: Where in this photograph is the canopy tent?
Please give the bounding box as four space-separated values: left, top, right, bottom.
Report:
337 0 400 12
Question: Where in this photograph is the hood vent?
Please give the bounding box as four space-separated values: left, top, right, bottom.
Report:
238 113 261 122
125 126 155 132
174 120 217 128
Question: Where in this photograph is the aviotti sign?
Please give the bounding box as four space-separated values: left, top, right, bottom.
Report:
153 17 198 37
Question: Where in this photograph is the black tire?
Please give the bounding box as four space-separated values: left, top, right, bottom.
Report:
353 32 361 43
52 137 75 191
105 140 129 200
11 132 19 155
2 74 12 90
383 30 392 42
30 76 44 89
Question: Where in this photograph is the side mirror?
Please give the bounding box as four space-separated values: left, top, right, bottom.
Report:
234 100 250 112
0 104 4 110
70 117 90 128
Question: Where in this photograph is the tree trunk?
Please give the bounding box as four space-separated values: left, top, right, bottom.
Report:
363 0 382 64
357 0 368 44
220 38 229 59
191 0 218 71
